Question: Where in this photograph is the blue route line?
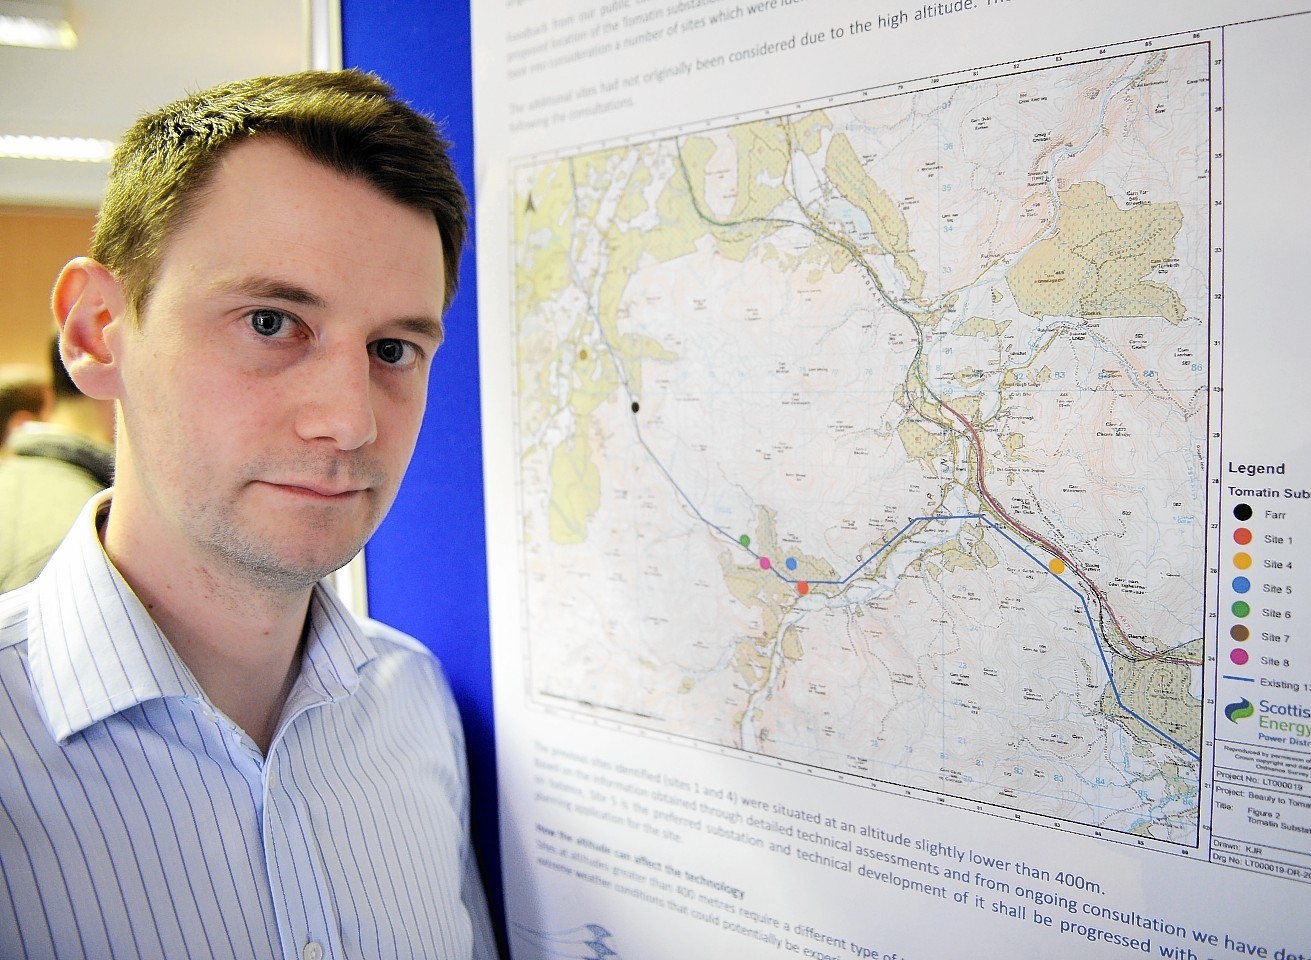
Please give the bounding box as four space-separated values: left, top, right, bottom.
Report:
700 502 1202 763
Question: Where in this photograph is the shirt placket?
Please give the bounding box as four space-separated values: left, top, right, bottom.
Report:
261 723 343 960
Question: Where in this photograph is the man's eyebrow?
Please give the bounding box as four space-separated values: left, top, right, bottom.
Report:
214 276 327 308
392 315 445 347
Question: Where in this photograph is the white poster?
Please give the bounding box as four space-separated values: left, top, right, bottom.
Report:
473 1 1311 956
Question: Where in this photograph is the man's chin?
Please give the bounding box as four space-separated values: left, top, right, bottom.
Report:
208 538 365 594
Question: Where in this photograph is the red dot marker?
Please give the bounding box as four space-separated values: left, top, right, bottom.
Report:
796 581 809 596
1233 528 1252 545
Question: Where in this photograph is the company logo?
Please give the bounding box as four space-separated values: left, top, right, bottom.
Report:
1225 698 1255 723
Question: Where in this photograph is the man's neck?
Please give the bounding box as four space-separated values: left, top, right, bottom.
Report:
100 508 313 755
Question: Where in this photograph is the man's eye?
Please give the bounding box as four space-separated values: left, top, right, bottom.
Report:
373 338 417 365
249 309 293 337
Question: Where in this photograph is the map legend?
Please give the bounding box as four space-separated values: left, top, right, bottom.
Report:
1212 485 1311 880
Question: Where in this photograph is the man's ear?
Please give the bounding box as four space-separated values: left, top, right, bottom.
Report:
52 257 130 401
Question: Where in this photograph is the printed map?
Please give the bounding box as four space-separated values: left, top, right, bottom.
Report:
512 44 1211 843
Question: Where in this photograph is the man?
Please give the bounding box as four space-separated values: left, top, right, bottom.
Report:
0 335 115 591
0 71 497 959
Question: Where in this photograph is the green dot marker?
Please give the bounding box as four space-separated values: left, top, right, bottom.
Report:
1232 601 1250 618
739 534 751 547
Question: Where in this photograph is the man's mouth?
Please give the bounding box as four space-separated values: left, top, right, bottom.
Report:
258 480 368 499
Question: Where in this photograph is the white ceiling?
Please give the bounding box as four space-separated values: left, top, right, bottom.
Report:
0 0 308 208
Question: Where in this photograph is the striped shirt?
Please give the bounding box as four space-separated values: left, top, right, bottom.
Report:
0 492 497 959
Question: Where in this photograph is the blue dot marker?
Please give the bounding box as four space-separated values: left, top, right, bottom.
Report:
1232 576 1250 594
785 557 798 571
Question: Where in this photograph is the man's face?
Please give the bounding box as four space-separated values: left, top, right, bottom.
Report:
107 137 445 592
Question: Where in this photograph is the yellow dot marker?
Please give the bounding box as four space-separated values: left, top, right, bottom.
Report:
1048 558 1065 575
1233 552 1252 570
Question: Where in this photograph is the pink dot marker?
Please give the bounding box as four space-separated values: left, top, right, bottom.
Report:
759 557 771 570
1230 648 1249 666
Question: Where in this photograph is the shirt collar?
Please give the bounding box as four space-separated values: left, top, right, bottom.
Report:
27 490 382 743
281 581 380 719
27 490 202 743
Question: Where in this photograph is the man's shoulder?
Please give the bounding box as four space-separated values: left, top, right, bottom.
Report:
347 615 464 737
353 614 456 694
357 615 434 659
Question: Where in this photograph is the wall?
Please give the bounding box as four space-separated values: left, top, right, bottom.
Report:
0 207 97 367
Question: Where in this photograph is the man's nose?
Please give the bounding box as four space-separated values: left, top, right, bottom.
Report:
293 345 378 450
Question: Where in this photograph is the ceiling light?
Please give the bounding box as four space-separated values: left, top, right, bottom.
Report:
0 135 113 162
0 1 76 49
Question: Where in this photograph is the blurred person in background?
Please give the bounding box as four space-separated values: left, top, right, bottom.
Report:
0 364 52 455
0 335 115 590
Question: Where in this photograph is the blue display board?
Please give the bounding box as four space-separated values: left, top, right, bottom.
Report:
340 1 503 946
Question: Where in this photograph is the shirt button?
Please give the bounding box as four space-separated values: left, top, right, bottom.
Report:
302 941 324 960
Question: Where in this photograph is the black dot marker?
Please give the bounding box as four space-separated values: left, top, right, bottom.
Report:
1233 503 1252 521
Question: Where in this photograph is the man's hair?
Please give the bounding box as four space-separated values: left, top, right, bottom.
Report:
92 69 468 315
